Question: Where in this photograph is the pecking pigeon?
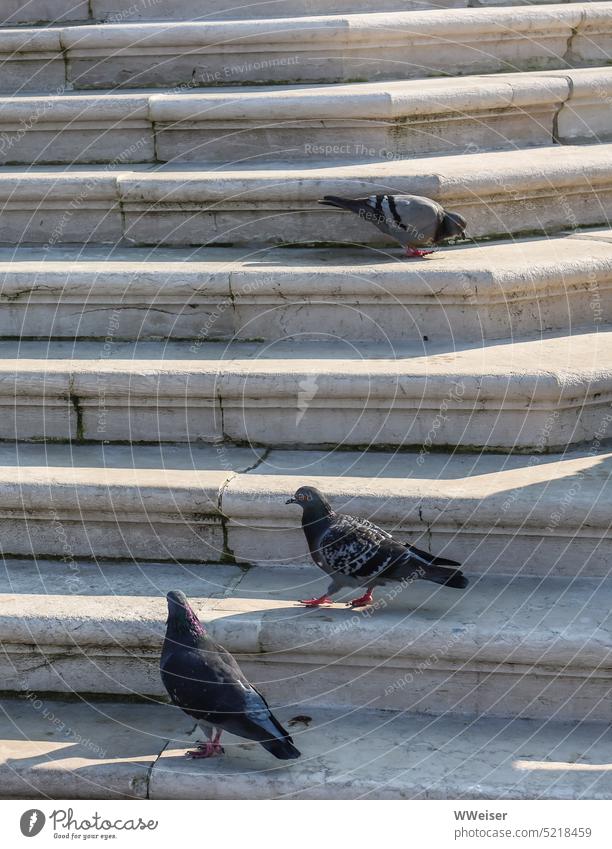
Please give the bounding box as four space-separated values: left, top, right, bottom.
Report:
319 193 466 257
287 486 468 607
160 590 301 760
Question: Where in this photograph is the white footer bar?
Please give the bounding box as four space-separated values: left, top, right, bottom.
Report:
4 799 611 848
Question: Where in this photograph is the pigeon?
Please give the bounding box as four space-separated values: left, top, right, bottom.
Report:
286 486 468 607
318 193 466 257
160 590 301 760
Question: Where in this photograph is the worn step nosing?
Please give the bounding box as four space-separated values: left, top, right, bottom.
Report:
224 483 612 537
4 624 610 672
0 73 591 164
55 7 593 49
0 326 610 447
0 73 572 122
148 75 570 122
2 144 612 243
0 0 594 26
2 361 612 403
0 146 605 197
0 446 609 572
2 4 612 90
219 446 612 578
3 235 612 301
1 581 608 667
3 566 612 723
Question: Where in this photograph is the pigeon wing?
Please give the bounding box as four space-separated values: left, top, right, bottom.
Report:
203 640 296 741
161 643 294 747
344 506 461 566
347 514 393 539
343 509 459 567
391 195 445 246
161 642 239 721
318 514 398 580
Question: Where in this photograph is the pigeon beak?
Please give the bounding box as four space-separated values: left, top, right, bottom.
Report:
286 497 297 504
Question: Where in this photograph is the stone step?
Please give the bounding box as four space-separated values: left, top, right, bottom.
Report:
2 559 612 724
0 91 154 165
225 447 612 578
2 234 610 343
151 72 563 164
1 0 588 26
4 69 612 165
1 329 611 447
3 4 611 92
151 68 612 163
0 443 610 577
2 695 610 800
1 0 607 806
4 143 612 246
0 443 260 561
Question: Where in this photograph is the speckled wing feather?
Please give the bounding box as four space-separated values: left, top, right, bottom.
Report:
346 514 393 539
339 513 460 567
318 513 408 581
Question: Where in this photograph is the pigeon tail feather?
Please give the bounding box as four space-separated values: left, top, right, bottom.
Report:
405 544 461 568
389 557 468 589
427 554 461 568
260 736 302 760
421 564 468 589
319 195 371 216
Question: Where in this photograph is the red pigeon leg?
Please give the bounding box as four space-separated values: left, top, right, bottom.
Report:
212 729 224 755
299 595 334 607
348 588 374 608
405 246 434 258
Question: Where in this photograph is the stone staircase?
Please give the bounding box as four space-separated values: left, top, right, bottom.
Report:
1 0 612 800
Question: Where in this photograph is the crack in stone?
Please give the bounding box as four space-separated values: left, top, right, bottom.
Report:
77 305 185 317
216 448 270 565
59 39 71 92
243 447 270 475
562 9 587 68
151 121 161 164
146 737 170 799
0 285 61 302
68 376 84 441
218 467 238 563
551 74 575 145
214 564 250 609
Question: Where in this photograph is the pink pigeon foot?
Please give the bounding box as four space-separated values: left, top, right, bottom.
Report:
186 741 217 759
404 247 434 258
300 595 334 607
348 589 374 608
186 731 224 759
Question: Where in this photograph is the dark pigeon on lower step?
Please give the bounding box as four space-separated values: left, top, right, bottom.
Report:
160 590 301 760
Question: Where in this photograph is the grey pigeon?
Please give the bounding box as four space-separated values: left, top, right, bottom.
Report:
160 590 301 760
319 193 466 257
287 486 468 607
